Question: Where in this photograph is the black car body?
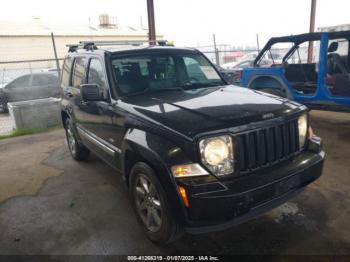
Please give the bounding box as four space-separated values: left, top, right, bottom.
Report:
0 72 60 112
60 42 325 243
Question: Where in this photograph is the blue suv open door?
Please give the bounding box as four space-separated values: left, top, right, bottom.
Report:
241 31 350 112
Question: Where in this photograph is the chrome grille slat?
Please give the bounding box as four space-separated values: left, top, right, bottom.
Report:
236 119 299 173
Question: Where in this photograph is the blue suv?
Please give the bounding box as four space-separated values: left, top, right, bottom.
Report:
241 31 350 112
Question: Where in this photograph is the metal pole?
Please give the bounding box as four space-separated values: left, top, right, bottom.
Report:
256 33 260 52
307 0 317 63
213 34 220 66
147 0 156 45
51 32 61 79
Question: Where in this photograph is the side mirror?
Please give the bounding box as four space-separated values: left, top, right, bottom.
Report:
81 84 105 102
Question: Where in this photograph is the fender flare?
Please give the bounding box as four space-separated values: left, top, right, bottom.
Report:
121 128 191 224
247 75 292 99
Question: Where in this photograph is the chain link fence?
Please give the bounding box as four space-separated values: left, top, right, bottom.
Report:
0 34 63 135
198 45 312 67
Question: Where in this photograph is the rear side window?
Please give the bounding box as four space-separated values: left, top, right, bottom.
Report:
72 57 86 88
61 57 72 88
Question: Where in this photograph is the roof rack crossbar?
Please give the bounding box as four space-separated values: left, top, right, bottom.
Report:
79 40 167 46
66 40 169 52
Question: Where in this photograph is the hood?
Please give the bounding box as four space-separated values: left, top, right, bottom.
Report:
122 85 303 138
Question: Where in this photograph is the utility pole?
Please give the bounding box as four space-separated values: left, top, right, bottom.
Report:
51 32 61 79
307 0 317 63
256 33 260 52
213 34 220 66
147 0 156 45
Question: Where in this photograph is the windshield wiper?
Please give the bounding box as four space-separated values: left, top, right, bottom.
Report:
181 82 223 90
127 87 183 97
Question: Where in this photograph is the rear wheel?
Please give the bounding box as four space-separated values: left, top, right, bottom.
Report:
129 162 182 244
64 118 90 161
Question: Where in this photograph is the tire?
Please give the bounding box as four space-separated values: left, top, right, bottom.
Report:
129 162 183 244
64 118 90 161
259 88 286 98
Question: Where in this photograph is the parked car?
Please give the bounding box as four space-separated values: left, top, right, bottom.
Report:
222 59 254 70
215 65 241 84
0 72 61 113
220 59 272 84
241 31 350 112
61 41 324 244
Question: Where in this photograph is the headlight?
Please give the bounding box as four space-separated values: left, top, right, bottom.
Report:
199 135 234 176
298 114 308 149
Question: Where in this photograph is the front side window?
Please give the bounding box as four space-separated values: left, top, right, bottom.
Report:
111 52 224 96
87 59 107 90
72 57 86 88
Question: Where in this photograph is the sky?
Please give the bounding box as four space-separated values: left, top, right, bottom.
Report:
1 0 350 48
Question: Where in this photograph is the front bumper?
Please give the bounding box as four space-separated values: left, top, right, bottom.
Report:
178 149 325 234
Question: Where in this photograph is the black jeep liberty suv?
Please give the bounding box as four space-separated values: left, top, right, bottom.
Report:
60 41 325 244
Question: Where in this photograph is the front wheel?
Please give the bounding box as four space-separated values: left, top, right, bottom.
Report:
129 162 183 244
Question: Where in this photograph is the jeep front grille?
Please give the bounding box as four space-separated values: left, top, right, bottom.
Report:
235 119 300 173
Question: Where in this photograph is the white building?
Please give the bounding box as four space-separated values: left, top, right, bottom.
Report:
0 15 163 70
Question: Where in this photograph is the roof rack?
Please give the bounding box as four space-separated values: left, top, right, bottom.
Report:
66 40 171 52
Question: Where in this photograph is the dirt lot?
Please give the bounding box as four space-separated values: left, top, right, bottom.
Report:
0 110 350 255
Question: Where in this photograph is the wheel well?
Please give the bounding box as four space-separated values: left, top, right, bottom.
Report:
61 111 70 128
123 150 146 187
249 76 284 90
123 149 164 188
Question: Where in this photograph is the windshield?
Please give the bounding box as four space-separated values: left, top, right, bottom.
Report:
111 52 225 96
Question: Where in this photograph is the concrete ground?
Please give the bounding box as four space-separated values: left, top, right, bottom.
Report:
0 110 350 255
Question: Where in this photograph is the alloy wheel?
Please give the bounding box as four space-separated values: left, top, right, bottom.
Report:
67 126 77 156
134 174 162 232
